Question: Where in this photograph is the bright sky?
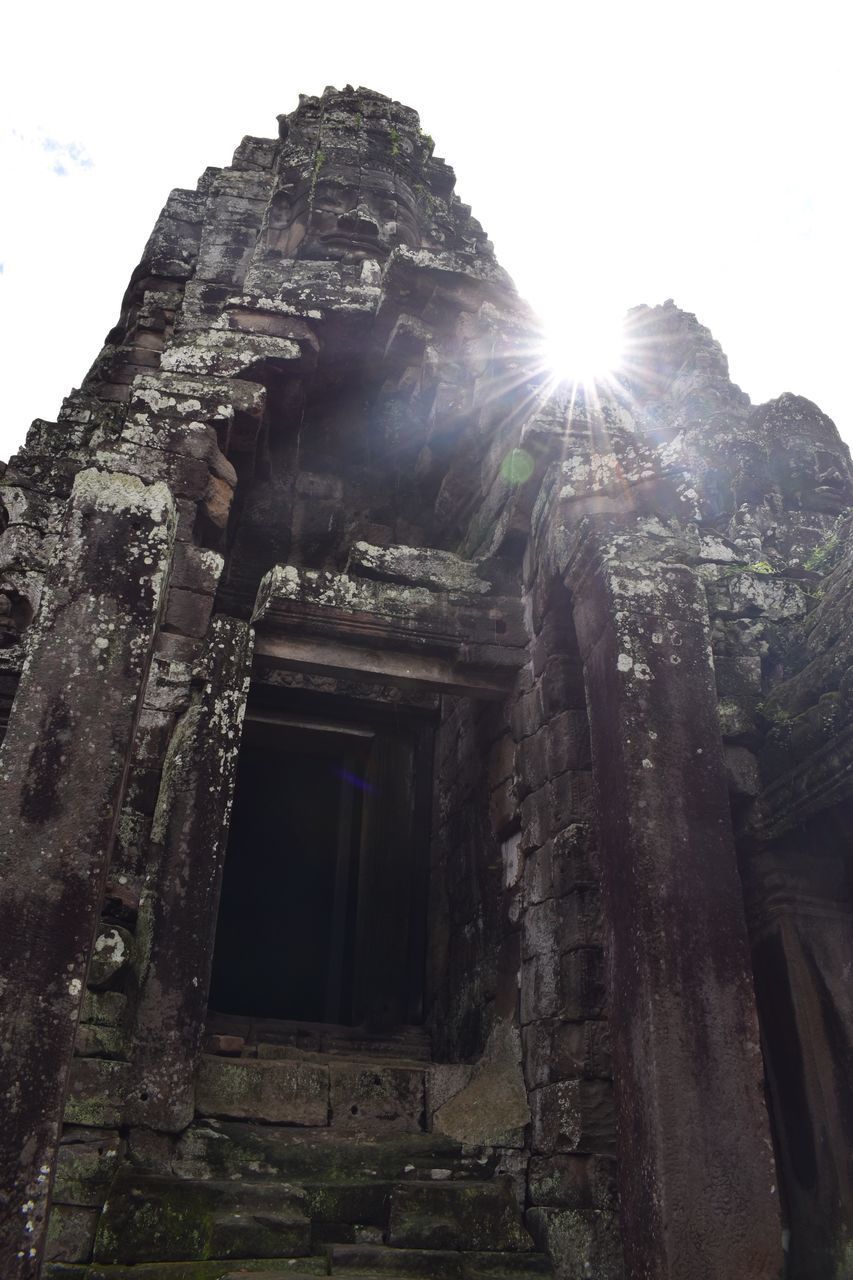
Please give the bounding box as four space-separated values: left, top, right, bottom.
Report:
2 0 851 460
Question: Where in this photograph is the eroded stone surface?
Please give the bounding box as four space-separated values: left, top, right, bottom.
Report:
1 83 851 1280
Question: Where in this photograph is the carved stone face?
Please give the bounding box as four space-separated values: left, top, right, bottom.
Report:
274 166 423 262
751 397 853 514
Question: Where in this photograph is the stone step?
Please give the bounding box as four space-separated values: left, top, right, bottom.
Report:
132 1120 475 1184
304 1179 392 1228
206 1016 432 1063
386 1180 534 1253
328 1244 553 1277
303 1178 534 1251
255 1045 429 1071
92 1175 311 1265
195 1056 425 1131
46 1263 328 1279
45 1249 553 1279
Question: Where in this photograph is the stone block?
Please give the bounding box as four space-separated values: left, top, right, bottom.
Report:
528 1153 617 1210
464 1251 554 1276
162 585 215 638
93 1173 310 1263
522 898 561 961
724 744 761 797
560 947 607 1019
44 1204 99 1263
532 612 577 678
510 685 545 742
526 1206 623 1280
388 1179 533 1252
329 1063 425 1132
488 734 516 788
495 929 522 1019
558 887 604 950
154 629 203 663
550 771 594 829
522 1019 558 1089
80 990 127 1027
553 824 599 890
516 729 548 798
520 953 561 1025
524 841 557 906
206 1034 245 1056
203 473 235 528
74 1023 129 1059
53 1128 123 1207
551 1020 613 1081
489 777 518 837
64 1058 129 1127
195 1055 329 1125
329 1243 465 1277
546 710 592 775
426 1063 475 1127
520 784 551 854
726 572 807 621
303 1180 390 1227
430 1022 529 1149
718 694 758 740
714 654 763 699
141 654 194 716
530 1079 616 1156
540 656 586 717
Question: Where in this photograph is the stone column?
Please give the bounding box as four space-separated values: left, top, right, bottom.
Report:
746 839 853 1280
567 530 783 1280
0 469 175 1279
127 616 254 1131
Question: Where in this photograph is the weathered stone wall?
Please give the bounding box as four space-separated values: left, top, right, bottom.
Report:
426 565 618 1278
512 577 618 1278
1 86 853 1280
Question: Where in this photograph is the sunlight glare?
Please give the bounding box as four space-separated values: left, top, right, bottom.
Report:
538 308 626 387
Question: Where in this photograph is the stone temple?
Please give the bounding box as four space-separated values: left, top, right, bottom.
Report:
1 85 852 1280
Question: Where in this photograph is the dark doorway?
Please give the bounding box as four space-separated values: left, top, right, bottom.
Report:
209 711 432 1028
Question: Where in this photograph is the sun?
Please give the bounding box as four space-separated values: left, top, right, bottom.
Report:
537 308 626 388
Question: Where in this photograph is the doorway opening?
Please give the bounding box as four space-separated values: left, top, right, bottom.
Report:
208 709 431 1029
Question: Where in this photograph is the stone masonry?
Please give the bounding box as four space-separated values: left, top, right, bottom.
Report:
1 86 852 1280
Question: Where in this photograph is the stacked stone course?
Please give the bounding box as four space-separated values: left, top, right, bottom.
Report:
0 86 852 1280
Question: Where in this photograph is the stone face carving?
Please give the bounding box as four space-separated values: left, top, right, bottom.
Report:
0 84 851 1280
277 168 424 261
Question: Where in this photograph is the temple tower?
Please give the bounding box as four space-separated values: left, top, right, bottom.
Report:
1 86 852 1280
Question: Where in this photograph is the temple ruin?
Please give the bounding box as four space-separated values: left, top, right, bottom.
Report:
1 85 852 1280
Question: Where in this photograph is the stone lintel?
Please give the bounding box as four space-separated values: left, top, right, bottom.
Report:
252 632 516 700
251 558 525 699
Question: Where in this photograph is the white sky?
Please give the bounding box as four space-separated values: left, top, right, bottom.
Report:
2 0 851 459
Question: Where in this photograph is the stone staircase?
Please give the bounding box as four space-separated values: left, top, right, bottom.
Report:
48 1022 553 1279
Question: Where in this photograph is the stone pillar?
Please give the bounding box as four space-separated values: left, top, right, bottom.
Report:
127 616 254 1131
745 837 853 1280
0 469 175 1279
567 532 783 1280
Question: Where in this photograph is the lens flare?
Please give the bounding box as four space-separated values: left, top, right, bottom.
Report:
540 312 626 387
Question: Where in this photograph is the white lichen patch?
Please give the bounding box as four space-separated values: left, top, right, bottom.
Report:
71 469 175 527
95 929 127 965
